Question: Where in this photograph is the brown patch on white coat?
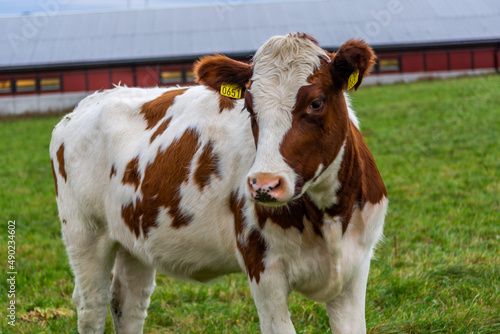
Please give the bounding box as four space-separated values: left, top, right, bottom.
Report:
50 160 58 196
229 192 267 283
56 143 67 182
140 89 188 129
194 141 221 191
109 164 117 179
121 129 200 237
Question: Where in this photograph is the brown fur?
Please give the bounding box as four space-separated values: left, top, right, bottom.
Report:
110 164 117 179
331 39 377 91
230 192 245 237
194 54 252 112
277 42 383 234
121 129 201 237
243 230 268 284
194 141 221 191
229 192 267 284
150 118 171 143
254 194 324 236
194 54 253 92
140 89 188 130
244 90 259 148
122 157 141 191
56 144 67 182
280 59 348 189
326 123 387 232
295 32 320 46
50 160 58 197
218 96 237 113
121 199 144 238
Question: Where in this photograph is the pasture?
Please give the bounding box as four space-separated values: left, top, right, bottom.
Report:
1 75 499 333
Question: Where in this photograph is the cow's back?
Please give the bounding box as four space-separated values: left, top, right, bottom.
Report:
50 85 255 280
50 87 164 218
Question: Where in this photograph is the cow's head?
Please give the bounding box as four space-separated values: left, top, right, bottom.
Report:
195 33 375 206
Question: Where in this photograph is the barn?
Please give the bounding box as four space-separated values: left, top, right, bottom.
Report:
1 0 499 115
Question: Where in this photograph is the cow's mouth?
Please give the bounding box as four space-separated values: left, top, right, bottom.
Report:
254 191 278 203
251 192 290 207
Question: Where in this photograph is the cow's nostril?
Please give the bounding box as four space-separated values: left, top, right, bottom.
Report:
247 173 288 203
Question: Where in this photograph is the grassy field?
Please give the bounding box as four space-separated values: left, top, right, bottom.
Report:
1 75 499 333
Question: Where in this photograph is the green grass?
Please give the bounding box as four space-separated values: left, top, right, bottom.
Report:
1 75 499 333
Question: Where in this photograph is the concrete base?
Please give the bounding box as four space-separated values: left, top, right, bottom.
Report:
363 68 497 86
0 92 89 116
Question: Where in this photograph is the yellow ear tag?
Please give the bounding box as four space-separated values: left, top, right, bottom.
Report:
347 69 359 91
220 83 242 99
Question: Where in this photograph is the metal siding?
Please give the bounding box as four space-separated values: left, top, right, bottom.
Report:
426 51 448 72
449 49 472 70
87 69 110 90
473 48 496 69
136 66 159 87
63 70 86 92
1 0 499 69
111 68 134 86
402 52 424 73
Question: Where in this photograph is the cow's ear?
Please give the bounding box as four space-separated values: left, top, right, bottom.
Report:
194 54 253 93
330 40 376 91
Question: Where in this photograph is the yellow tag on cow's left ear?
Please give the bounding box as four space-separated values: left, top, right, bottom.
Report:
220 83 242 99
347 69 359 91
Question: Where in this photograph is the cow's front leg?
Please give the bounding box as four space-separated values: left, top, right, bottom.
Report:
326 256 371 334
248 261 296 334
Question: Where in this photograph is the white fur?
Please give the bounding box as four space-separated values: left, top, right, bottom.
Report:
345 93 360 129
306 141 346 209
247 34 329 201
50 35 387 334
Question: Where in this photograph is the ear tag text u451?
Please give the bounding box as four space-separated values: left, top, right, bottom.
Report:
347 69 359 91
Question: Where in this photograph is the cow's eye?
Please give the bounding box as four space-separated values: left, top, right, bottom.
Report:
308 99 324 112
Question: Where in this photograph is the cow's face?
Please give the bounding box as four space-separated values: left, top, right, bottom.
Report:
195 33 375 206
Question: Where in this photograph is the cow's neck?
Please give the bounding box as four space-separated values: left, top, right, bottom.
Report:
306 121 363 232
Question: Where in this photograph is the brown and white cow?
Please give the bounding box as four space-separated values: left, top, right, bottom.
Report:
50 33 387 334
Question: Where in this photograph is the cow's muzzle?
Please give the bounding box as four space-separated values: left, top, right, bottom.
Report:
247 172 291 205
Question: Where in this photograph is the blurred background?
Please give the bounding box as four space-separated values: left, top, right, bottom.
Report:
1 0 499 115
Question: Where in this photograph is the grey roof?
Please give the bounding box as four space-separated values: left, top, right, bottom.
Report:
1 0 500 70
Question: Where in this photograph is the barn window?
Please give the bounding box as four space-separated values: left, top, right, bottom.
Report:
0 80 11 93
16 79 36 92
379 58 400 72
160 71 183 85
40 77 61 91
185 70 196 83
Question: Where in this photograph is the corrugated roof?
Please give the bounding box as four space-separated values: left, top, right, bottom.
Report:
1 0 499 69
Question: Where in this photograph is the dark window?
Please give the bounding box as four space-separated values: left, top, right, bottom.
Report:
379 58 400 72
16 79 36 92
185 70 196 83
160 71 183 85
40 77 61 91
0 80 11 93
